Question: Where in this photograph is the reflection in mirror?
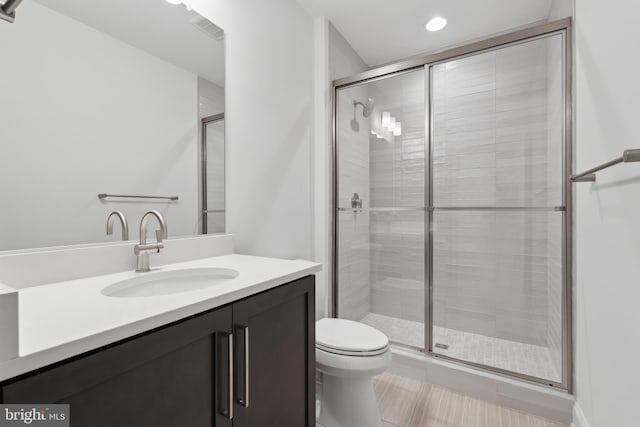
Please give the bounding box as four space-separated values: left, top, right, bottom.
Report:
0 0 225 251
202 114 225 234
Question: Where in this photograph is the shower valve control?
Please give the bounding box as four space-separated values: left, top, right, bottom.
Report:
350 193 363 209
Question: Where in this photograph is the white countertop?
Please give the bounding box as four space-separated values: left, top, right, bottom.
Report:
0 253 320 382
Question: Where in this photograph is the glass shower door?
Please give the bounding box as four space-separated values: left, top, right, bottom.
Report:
428 34 566 384
335 70 427 349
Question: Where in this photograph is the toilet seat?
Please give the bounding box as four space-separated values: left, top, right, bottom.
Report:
316 342 389 356
316 318 389 356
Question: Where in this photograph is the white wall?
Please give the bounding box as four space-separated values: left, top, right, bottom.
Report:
190 0 314 262
311 17 331 318
574 1 640 426
548 0 573 20
0 1 200 250
329 22 368 80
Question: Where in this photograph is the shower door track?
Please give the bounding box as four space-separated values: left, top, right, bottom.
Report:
331 17 573 392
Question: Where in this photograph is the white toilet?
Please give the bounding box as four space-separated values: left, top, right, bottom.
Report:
316 318 392 427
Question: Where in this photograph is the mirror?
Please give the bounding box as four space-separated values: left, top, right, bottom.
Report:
0 0 225 251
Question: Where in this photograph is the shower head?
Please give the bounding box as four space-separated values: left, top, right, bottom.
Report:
350 109 360 132
350 98 374 132
354 98 375 118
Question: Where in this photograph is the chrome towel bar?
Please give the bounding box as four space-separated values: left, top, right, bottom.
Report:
571 149 640 182
0 0 23 23
98 193 179 201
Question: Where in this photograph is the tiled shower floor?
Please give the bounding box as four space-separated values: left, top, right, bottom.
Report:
360 313 560 382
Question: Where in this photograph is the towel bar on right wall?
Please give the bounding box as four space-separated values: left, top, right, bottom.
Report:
571 149 640 182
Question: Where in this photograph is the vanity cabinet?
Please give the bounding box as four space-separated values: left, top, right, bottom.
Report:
0 276 315 427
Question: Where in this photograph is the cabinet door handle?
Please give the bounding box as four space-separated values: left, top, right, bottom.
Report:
236 325 250 408
216 333 234 420
227 333 234 420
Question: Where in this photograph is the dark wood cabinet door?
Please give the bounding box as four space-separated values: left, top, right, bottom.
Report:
2 306 234 427
231 276 315 427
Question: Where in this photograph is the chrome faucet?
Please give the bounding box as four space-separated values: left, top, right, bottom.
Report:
106 210 129 241
134 210 168 272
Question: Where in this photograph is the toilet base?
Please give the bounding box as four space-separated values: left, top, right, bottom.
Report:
317 374 383 427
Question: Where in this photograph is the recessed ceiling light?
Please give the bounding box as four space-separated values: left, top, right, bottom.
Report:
425 16 447 32
165 0 182 4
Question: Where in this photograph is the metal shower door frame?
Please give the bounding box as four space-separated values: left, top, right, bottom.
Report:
331 18 573 391
201 112 225 234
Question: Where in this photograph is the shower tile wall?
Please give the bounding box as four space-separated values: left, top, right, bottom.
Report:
337 84 371 321
431 38 562 347
368 73 426 325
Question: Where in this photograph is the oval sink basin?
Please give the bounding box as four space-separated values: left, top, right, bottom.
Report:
101 268 239 298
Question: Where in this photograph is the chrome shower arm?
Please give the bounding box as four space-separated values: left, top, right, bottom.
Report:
353 98 374 118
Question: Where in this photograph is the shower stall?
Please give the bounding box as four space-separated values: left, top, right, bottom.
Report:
333 19 571 389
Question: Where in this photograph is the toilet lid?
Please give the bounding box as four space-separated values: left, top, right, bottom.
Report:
316 318 389 354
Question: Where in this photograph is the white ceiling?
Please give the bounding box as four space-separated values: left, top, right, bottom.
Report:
297 0 556 67
34 0 225 87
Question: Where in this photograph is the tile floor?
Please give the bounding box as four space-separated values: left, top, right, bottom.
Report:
317 372 568 427
360 313 561 382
